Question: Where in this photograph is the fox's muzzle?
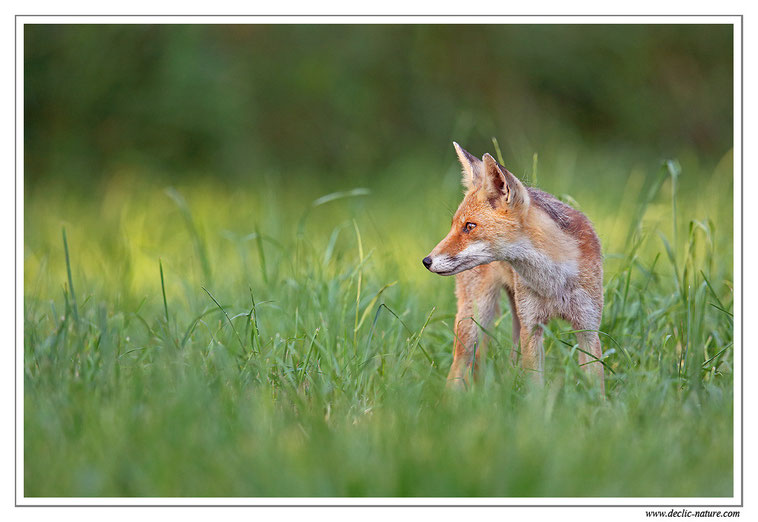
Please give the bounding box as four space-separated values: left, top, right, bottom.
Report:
422 252 460 275
423 240 496 276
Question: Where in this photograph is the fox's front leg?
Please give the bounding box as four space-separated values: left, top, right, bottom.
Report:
505 287 521 365
447 267 501 390
447 301 477 390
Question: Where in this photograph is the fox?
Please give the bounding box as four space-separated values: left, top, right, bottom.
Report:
423 142 605 393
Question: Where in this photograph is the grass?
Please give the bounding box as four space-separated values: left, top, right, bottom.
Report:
23 143 734 497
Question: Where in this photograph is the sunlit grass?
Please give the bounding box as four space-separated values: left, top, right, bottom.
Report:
23 145 733 497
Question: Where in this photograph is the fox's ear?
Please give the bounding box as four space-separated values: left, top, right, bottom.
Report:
481 153 529 208
453 142 483 190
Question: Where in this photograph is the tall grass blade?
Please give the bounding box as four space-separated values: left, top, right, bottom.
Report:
491 136 505 165
202 286 246 354
404 307 436 371
665 159 682 261
254 225 268 284
353 219 364 347
61 227 78 324
355 280 397 333
159 259 169 327
297 327 320 387
165 187 212 285
248 287 262 354
297 188 370 238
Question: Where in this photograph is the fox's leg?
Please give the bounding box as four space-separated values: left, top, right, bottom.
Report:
576 330 605 394
519 322 544 386
473 289 501 380
505 286 521 365
447 266 502 390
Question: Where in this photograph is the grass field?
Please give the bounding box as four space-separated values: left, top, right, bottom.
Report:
23 139 734 497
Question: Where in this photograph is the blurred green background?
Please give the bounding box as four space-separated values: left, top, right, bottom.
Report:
23 24 735 497
25 24 732 190
24 23 734 317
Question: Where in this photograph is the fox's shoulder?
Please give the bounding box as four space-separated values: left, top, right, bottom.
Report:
527 187 574 230
527 187 601 256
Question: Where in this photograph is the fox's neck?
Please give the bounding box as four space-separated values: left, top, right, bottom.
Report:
498 238 578 297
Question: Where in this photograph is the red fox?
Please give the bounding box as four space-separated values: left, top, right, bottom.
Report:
423 143 604 393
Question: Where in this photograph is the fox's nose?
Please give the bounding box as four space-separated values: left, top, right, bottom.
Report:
422 256 432 269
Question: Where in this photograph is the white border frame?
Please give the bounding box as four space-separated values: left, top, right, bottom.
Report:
15 14 743 508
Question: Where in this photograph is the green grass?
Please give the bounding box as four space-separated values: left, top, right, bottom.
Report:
23 144 734 497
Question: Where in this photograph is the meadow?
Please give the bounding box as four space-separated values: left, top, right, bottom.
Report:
23 138 734 497
22 24 734 498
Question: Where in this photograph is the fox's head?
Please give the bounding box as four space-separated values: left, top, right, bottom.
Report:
422 142 531 275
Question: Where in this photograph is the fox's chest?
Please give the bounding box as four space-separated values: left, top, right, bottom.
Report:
511 275 586 326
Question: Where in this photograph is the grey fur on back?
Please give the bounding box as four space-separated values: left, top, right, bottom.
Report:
527 187 574 230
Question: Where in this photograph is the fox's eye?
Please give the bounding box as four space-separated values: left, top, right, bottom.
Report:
464 222 477 232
